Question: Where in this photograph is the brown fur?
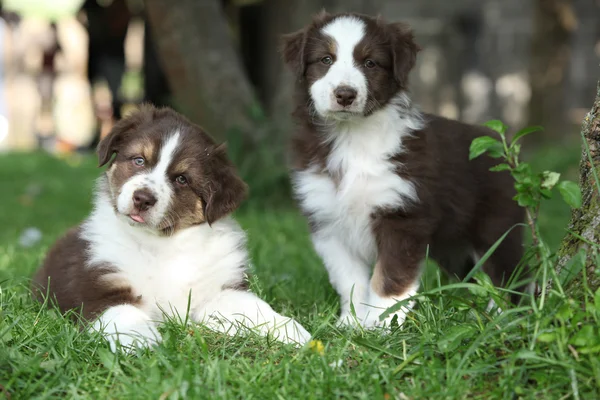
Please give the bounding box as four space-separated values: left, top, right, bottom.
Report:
32 227 143 321
281 12 528 303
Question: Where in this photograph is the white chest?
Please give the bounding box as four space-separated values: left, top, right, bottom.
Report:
90 236 212 316
82 211 247 320
293 107 419 264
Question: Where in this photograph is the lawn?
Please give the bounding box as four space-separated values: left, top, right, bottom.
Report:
1 143 599 399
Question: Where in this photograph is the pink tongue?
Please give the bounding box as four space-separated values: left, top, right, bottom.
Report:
130 214 145 223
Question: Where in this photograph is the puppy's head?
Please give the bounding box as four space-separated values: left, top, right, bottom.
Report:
97 105 248 233
281 11 420 120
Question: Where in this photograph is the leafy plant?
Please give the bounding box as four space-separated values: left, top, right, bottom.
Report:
469 120 583 309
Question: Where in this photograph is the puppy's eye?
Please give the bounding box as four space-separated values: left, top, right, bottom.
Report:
175 175 188 186
133 157 145 167
321 56 333 65
364 59 376 69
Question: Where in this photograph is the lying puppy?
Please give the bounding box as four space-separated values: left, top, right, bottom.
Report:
280 12 527 328
32 105 311 351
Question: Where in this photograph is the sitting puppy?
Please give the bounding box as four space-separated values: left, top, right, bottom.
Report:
32 105 311 352
280 12 527 328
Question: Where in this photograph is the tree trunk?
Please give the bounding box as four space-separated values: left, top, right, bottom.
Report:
144 0 262 143
556 82 600 293
528 0 576 140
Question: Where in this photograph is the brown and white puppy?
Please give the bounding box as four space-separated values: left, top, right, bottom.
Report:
280 12 528 328
33 105 311 352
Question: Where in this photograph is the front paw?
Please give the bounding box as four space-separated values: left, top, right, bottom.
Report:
271 319 312 347
336 310 361 328
361 309 408 330
91 305 162 353
103 323 162 354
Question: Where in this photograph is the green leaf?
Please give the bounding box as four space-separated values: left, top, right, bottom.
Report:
558 180 583 209
1 328 13 342
97 348 121 372
487 148 504 159
469 136 503 160
514 193 536 208
512 163 532 181
556 301 575 321
594 287 600 315
540 188 553 199
559 248 586 286
541 171 561 190
578 344 600 354
437 325 476 352
490 163 510 172
569 325 597 347
514 349 537 360
537 332 557 343
514 182 530 193
511 126 543 145
483 120 508 135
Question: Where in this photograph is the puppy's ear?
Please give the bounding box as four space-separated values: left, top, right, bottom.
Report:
388 22 421 89
97 104 155 167
280 28 307 78
280 9 332 78
203 143 249 225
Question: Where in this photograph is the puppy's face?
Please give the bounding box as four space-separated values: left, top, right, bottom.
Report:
281 12 420 120
97 105 248 233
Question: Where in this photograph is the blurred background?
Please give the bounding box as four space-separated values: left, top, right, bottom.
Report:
0 0 598 153
0 0 598 251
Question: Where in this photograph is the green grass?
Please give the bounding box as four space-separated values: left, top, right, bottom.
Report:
1 146 599 399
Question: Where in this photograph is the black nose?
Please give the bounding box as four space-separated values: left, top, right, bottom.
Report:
133 189 157 211
334 86 357 107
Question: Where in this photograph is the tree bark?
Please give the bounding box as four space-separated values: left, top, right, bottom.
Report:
144 0 262 143
556 82 600 293
528 0 576 139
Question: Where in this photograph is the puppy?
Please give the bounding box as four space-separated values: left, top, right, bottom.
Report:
32 105 311 352
280 12 527 328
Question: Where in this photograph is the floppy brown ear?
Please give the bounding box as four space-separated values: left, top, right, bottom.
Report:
280 9 332 78
389 22 421 89
97 104 155 167
280 28 307 78
203 144 249 225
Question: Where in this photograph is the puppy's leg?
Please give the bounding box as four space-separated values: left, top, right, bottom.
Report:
91 304 161 353
195 289 312 346
364 218 426 329
312 230 371 326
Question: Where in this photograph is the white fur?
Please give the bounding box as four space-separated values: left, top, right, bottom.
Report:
92 304 161 353
293 94 423 329
310 17 368 118
83 193 310 350
195 290 310 345
114 131 180 228
362 281 420 327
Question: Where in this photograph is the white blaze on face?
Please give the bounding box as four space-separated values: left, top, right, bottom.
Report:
116 132 181 227
310 17 368 119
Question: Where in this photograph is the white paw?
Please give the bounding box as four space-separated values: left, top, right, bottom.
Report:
336 310 361 328
270 318 312 347
361 308 408 330
336 302 369 328
91 305 162 353
102 322 162 354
